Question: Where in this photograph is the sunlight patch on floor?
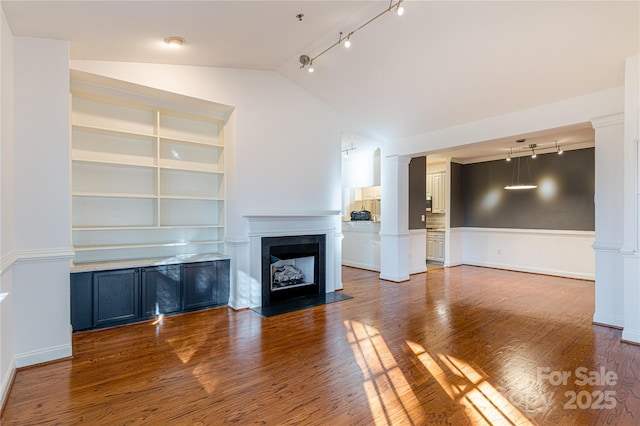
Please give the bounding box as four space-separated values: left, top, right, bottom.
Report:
407 340 533 425
345 320 423 425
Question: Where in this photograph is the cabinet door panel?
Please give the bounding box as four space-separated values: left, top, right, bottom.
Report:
71 272 93 331
183 262 218 310
141 265 181 317
93 269 140 327
216 260 230 305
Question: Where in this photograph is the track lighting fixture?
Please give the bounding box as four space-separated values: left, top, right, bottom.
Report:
530 144 537 159
299 0 405 72
556 140 563 155
506 148 512 162
342 143 357 157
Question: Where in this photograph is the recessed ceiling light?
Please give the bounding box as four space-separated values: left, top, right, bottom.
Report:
164 36 185 48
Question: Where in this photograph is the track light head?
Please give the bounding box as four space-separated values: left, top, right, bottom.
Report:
299 55 311 68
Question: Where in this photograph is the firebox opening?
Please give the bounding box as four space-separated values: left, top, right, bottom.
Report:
261 235 326 306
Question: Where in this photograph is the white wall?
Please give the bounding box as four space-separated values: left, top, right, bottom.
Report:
0 7 15 409
461 228 595 280
12 37 73 366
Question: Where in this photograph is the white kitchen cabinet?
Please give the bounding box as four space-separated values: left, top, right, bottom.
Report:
356 185 381 200
71 76 226 263
426 231 445 263
426 172 446 213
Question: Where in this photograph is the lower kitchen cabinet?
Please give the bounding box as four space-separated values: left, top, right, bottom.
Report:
427 232 445 263
70 257 230 331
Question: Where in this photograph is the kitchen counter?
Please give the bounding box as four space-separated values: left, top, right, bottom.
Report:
342 221 381 271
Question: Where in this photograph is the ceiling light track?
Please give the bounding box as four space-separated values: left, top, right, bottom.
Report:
299 0 404 72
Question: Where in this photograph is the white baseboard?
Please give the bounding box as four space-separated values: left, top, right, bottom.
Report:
15 344 72 368
379 273 410 282
463 260 595 280
593 313 625 329
410 265 427 275
342 261 380 272
622 329 640 344
1 356 16 412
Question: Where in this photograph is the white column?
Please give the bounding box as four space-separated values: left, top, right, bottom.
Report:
591 114 625 328
380 155 410 282
622 55 640 343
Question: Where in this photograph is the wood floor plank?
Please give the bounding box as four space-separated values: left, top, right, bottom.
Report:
3 265 640 425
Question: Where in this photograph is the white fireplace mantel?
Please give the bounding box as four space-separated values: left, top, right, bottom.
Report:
242 211 342 308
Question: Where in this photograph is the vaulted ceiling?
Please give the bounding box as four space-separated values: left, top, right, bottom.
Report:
3 1 639 159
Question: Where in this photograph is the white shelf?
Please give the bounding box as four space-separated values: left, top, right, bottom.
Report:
158 161 222 174
72 151 156 168
74 240 224 251
72 192 157 199
159 195 224 201
73 225 224 231
71 78 226 262
159 135 224 148
72 124 156 140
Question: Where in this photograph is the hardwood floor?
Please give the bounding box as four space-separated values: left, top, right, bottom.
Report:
3 266 640 425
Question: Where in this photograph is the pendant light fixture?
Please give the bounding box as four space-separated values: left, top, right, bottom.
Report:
505 140 537 190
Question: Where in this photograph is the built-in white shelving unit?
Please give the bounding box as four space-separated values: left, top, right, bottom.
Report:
71 74 227 263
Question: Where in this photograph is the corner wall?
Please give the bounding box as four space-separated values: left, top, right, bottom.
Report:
13 37 73 366
0 7 15 408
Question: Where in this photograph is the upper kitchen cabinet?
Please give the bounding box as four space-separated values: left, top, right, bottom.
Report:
426 171 446 214
70 72 229 263
356 186 381 200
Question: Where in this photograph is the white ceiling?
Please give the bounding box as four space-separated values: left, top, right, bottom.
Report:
3 1 639 160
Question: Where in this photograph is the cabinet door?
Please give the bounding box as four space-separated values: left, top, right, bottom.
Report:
433 173 443 212
216 260 230 306
426 174 434 196
436 238 445 262
141 265 182 317
93 268 140 327
426 238 436 260
183 262 218 310
70 272 93 331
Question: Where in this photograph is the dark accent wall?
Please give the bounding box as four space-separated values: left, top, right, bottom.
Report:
450 162 464 228
462 148 594 231
409 156 426 229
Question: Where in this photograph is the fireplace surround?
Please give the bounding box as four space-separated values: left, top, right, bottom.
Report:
242 212 342 309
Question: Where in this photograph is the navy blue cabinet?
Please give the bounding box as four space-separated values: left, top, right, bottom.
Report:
70 259 229 331
70 272 93 331
141 265 182 317
93 268 140 327
183 260 230 310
